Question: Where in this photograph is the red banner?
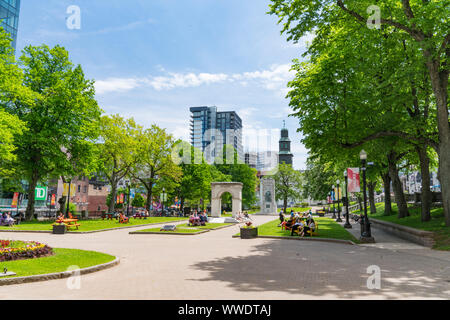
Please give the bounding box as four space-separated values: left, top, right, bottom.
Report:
120 193 124 204
50 194 56 208
347 168 361 193
11 193 19 208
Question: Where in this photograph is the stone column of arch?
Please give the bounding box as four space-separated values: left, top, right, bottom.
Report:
211 182 243 217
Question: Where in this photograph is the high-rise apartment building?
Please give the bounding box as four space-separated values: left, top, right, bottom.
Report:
0 0 21 49
190 106 243 163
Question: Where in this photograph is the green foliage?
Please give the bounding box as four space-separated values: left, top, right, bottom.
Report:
132 193 146 208
273 163 303 210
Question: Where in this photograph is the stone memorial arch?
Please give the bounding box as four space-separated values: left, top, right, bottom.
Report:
211 182 243 217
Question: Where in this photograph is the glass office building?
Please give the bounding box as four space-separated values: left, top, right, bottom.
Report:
0 0 21 49
190 106 243 163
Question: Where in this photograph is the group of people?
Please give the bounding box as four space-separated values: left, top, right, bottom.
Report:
279 209 316 237
0 212 16 227
234 211 251 222
189 210 208 226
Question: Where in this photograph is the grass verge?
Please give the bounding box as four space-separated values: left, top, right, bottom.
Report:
1 248 115 278
235 217 358 243
370 203 449 250
0 217 187 233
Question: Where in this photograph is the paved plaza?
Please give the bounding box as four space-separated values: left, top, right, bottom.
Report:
1 215 449 300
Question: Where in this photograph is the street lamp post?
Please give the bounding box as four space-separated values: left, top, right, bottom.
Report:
360 150 375 243
343 169 352 229
162 188 165 216
126 180 131 217
66 180 72 218
336 180 342 222
332 186 336 219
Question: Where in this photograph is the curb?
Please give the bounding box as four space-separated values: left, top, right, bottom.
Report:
232 234 356 245
370 218 435 248
0 256 120 286
0 220 188 235
130 230 210 235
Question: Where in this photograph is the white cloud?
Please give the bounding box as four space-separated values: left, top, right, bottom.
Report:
94 64 295 95
95 78 142 95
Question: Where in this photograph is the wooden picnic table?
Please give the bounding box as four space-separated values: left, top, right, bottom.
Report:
102 213 115 220
60 219 81 230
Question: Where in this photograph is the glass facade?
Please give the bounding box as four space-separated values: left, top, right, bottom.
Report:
0 0 21 49
190 106 243 162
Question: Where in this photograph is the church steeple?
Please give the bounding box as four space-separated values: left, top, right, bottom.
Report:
279 121 293 165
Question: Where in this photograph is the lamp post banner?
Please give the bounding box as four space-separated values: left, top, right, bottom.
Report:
347 168 361 193
11 193 19 208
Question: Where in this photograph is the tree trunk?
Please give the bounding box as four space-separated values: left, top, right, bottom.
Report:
388 152 409 218
438 144 450 226
108 175 117 213
416 145 432 222
368 181 377 214
381 172 392 216
424 54 450 226
146 185 153 212
283 196 288 214
25 170 39 221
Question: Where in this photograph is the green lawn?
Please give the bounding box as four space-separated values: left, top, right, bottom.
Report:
370 203 449 250
1 248 115 278
0 217 187 233
237 217 358 243
136 222 232 234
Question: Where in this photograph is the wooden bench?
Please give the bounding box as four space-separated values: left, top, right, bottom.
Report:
119 214 129 224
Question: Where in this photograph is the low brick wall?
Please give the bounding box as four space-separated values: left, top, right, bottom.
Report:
370 218 435 248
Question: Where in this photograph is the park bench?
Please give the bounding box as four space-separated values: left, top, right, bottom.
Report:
119 213 129 224
68 213 78 221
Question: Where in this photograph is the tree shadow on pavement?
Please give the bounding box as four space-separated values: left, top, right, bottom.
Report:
188 239 450 299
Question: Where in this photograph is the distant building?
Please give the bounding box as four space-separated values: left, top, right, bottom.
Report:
278 121 293 165
190 106 243 163
0 0 21 49
245 152 258 169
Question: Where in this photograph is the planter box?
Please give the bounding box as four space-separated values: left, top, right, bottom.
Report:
53 224 66 234
240 227 258 239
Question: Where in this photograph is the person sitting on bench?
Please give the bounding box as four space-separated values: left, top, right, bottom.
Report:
291 220 305 236
302 219 316 237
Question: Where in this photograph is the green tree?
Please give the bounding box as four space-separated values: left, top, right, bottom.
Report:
131 125 182 211
6 45 101 220
0 29 30 177
215 146 258 208
97 114 140 213
132 193 145 208
273 163 303 213
269 0 450 225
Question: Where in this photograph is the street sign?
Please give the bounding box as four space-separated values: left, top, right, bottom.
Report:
35 186 48 201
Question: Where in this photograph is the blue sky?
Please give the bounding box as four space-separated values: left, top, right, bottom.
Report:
16 0 312 169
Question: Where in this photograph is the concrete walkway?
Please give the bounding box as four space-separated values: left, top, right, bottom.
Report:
1 215 449 300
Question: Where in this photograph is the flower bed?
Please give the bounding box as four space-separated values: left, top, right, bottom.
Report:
0 240 53 262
